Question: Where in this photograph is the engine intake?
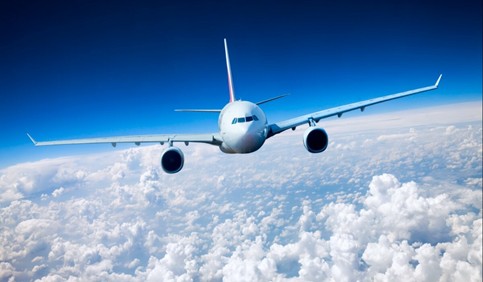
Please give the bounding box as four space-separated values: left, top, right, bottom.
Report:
303 127 329 153
161 147 184 174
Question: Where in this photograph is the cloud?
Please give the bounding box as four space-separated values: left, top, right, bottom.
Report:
0 102 481 281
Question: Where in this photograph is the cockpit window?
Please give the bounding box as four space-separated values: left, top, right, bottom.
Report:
231 115 259 124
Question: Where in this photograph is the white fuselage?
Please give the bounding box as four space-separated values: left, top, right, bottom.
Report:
218 101 267 153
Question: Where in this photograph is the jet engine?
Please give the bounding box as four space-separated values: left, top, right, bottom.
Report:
161 147 184 174
303 127 329 153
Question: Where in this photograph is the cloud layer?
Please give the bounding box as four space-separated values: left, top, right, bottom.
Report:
1 102 481 281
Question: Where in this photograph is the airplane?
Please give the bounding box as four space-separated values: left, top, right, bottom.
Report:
27 39 442 174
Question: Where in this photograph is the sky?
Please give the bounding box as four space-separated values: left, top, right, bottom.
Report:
0 0 481 167
1 2 482 280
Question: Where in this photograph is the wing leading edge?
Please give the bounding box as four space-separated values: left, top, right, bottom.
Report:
267 74 442 138
27 133 222 147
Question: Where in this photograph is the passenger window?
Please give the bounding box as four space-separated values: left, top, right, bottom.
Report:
246 116 253 122
232 118 237 124
237 117 245 123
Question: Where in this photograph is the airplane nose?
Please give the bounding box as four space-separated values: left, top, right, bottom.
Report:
221 120 266 154
234 125 264 153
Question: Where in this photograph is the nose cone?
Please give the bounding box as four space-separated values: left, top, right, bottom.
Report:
227 124 266 153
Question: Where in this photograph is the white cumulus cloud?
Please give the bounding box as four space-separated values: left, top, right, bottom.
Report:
0 101 481 281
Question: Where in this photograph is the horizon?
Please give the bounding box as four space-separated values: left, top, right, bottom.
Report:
1 0 481 166
2 99 480 169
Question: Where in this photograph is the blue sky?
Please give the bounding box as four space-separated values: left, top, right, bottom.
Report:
0 0 481 167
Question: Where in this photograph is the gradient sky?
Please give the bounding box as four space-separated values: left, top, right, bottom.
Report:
0 0 481 167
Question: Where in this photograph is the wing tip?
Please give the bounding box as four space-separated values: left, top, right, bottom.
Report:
26 133 38 145
435 74 443 87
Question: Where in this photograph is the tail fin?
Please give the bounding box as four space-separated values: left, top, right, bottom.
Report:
224 38 236 103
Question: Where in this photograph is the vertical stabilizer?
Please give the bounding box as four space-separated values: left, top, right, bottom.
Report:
224 38 236 103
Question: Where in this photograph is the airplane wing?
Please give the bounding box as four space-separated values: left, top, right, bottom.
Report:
27 132 223 147
267 74 442 138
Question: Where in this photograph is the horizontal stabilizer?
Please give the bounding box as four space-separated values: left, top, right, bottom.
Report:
256 94 289 105
174 109 222 113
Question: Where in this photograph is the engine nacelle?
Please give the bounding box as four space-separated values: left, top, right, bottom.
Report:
303 127 329 153
161 147 184 174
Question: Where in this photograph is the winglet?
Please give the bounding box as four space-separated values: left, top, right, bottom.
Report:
27 133 38 145
224 38 236 103
435 74 442 87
